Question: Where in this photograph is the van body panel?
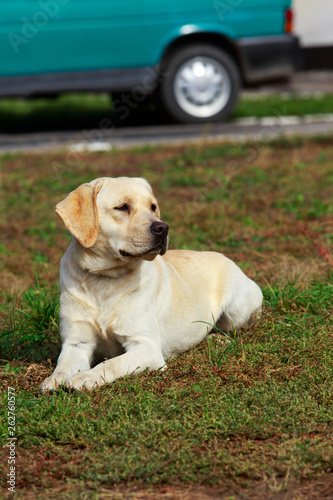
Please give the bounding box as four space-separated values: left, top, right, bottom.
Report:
0 0 298 97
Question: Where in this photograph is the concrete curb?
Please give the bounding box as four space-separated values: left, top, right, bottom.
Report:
234 113 333 127
1 112 333 154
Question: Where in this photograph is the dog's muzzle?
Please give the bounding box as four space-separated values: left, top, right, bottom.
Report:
119 221 169 259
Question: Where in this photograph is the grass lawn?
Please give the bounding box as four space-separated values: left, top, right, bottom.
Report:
0 92 333 133
0 136 333 499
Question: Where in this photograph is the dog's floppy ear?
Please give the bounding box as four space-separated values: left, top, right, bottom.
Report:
56 182 102 248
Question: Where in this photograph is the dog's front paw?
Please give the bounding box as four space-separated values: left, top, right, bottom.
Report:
65 371 103 391
41 372 69 393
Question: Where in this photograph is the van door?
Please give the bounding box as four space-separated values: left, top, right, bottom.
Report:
1 0 144 77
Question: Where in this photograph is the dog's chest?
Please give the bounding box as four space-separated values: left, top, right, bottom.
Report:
83 276 139 335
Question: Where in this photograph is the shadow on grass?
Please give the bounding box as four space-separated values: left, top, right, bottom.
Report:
0 93 172 134
1 92 333 134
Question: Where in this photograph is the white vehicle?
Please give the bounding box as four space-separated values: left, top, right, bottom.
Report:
294 0 333 68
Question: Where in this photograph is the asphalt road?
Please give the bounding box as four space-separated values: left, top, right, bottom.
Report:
1 71 332 153
1 115 333 154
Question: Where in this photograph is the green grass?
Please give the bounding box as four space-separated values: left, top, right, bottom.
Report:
0 280 60 363
0 136 333 497
1 279 333 494
234 92 333 118
0 93 112 132
0 92 333 132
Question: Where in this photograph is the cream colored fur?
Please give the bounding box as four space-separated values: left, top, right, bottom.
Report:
41 176 263 391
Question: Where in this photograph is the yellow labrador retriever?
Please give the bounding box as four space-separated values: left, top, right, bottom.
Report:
41 177 263 391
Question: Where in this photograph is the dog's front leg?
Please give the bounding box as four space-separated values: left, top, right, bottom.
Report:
65 343 166 390
41 320 96 392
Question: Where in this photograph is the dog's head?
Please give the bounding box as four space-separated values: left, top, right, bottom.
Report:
56 177 169 267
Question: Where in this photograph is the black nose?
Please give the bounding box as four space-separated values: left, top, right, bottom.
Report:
150 221 169 237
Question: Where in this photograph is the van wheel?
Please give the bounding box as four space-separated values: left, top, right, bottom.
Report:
160 44 240 124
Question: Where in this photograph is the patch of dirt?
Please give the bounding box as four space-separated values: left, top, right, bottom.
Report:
106 475 333 499
258 255 331 287
3 474 333 499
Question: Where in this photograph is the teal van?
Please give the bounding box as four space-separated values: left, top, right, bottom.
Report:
0 0 298 123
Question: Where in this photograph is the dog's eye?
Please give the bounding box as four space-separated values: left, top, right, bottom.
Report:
114 204 130 212
151 204 157 212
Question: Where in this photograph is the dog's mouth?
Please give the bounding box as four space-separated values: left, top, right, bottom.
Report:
119 243 167 260
119 250 133 257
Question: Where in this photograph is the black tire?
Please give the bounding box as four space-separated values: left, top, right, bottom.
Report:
160 43 241 124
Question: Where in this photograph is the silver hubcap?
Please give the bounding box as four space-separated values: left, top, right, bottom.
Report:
174 56 231 118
